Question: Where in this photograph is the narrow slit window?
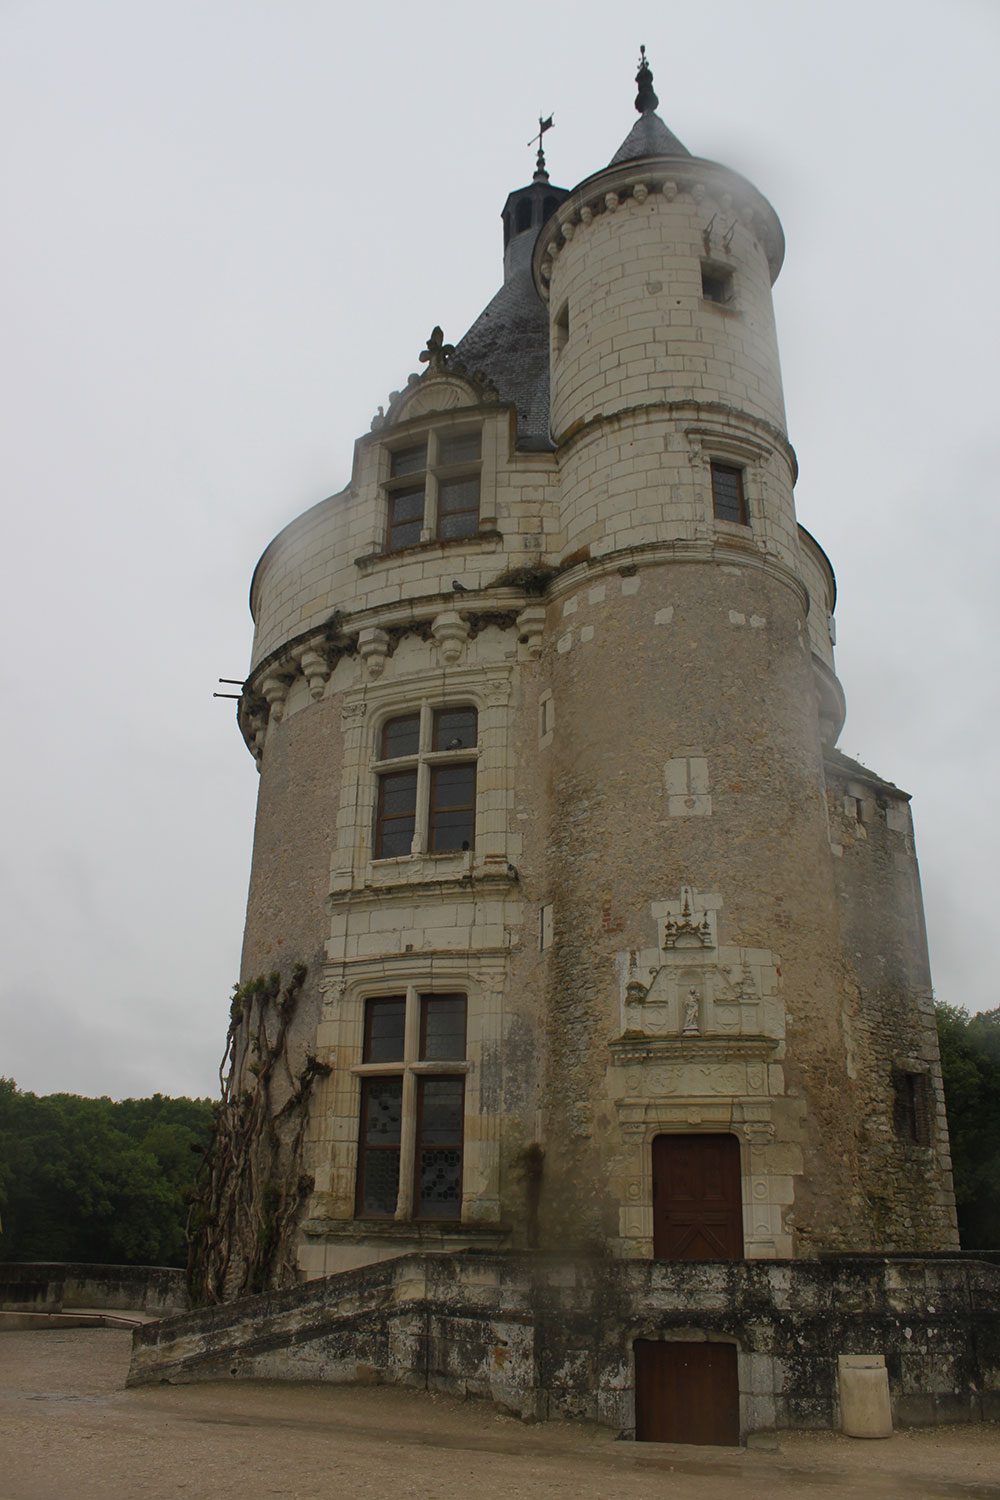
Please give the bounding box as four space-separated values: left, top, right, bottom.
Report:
893 1070 931 1146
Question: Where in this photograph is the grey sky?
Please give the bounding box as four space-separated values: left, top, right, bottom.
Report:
2 0 997 1100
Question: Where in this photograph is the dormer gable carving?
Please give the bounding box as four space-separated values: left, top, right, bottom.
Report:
371 327 501 433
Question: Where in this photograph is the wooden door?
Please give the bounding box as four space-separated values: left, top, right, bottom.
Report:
634 1339 740 1445
652 1134 744 1260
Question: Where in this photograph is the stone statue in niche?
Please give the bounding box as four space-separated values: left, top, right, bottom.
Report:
682 988 701 1035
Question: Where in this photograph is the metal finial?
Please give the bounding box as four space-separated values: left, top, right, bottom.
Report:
634 43 659 114
527 113 554 182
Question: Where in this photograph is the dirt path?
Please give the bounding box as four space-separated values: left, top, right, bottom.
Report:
1 1330 998 1500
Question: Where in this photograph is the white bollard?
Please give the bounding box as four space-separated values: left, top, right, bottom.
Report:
838 1354 893 1438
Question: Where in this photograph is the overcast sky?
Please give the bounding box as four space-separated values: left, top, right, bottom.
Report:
2 0 997 1101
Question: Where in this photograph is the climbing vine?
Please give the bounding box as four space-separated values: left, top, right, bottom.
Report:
186 963 330 1306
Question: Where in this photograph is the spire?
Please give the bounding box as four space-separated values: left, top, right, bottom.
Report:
609 45 690 165
634 44 658 113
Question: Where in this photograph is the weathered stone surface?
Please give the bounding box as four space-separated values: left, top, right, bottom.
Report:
128 1252 1000 1437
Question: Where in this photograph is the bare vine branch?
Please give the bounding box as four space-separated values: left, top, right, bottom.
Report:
186 963 330 1305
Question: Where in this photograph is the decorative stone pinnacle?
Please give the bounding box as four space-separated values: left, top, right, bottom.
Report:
635 44 659 114
419 326 454 373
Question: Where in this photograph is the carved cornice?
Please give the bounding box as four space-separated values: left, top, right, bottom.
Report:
237 589 532 762
532 157 785 294
609 1034 780 1065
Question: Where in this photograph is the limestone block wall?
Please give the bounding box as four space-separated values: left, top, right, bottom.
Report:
825 757 959 1249
537 559 864 1255
248 403 561 670
542 166 787 441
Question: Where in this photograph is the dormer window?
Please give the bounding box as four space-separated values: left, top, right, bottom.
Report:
385 427 482 552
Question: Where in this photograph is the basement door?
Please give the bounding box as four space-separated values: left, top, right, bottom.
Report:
652 1133 744 1260
634 1340 740 1446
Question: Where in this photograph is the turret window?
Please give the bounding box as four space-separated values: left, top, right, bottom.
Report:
374 705 478 858
710 462 748 526
701 262 734 306
385 428 481 551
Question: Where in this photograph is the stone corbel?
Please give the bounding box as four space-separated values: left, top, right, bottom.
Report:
299 647 331 701
260 674 291 724
430 610 469 666
516 603 546 658
357 627 390 679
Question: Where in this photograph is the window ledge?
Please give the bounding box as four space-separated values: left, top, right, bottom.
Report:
700 298 743 319
355 530 503 573
301 1217 509 1243
351 1060 472 1076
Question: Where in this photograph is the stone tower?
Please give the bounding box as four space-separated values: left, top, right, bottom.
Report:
233 52 958 1286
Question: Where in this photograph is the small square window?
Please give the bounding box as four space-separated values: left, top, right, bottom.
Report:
363 997 406 1063
710 462 748 526
420 994 467 1060
381 714 420 760
432 706 477 752
701 263 734 305
390 444 427 478
438 431 481 467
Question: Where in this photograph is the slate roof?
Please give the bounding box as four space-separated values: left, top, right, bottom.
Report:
454 228 553 451
609 109 690 166
824 745 907 797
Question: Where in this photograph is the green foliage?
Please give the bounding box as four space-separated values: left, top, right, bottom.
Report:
0 1081 213 1267
936 1004 1000 1249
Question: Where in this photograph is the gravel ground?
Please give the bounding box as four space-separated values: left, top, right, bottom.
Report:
1 1329 999 1500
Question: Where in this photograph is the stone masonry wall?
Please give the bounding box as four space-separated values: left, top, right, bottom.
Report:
826 758 959 1250
128 1251 1000 1435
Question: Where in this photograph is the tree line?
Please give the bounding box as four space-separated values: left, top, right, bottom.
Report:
0 1005 997 1266
0 1080 213 1266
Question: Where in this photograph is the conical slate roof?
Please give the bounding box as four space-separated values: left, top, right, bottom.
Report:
610 47 689 164
609 109 689 165
454 242 552 450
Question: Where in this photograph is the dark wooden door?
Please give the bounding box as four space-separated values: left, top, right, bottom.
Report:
634 1339 740 1446
652 1133 744 1260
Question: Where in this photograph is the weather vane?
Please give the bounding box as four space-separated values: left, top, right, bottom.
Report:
527 113 554 182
